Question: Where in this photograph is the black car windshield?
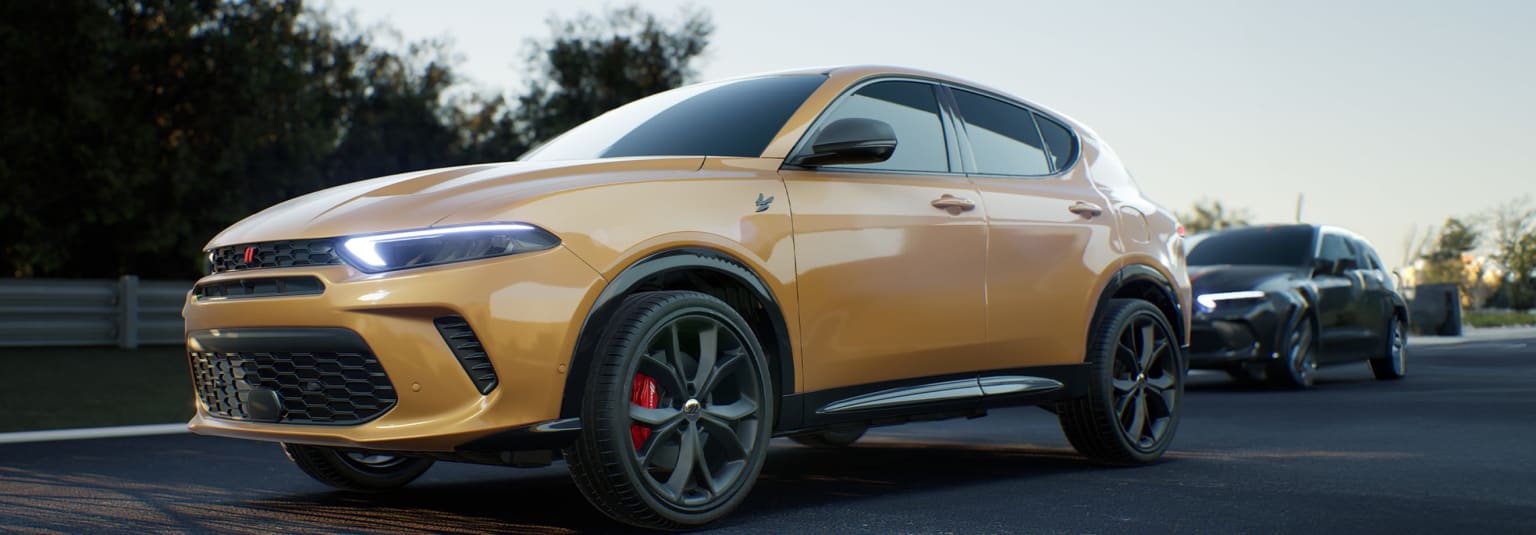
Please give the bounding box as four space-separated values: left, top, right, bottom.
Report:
1187 226 1315 266
521 75 827 161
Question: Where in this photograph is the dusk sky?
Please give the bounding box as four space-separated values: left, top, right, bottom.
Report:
327 0 1536 269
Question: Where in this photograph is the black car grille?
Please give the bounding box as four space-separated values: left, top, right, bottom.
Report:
194 275 325 300
208 239 343 274
188 349 397 425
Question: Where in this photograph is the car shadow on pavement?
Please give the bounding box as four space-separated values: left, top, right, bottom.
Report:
224 440 1111 533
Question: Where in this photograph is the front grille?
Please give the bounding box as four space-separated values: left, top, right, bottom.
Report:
209 239 343 274
189 349 397 425
195 275 324 300
433 316 499 394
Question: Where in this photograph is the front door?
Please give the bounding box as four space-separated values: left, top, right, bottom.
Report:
781 79 988 392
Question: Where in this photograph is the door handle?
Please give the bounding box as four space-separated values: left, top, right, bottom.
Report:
931 194 975 215
1068 201 1104 219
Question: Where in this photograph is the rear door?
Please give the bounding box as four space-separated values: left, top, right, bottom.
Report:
780 79 989 392
946 87 1120 368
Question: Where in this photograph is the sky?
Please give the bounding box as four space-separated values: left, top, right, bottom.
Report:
324 0 1536 270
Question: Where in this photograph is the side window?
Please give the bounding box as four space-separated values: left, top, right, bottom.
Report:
809 81 949 173
1034 113 1078 172
1355 240 1385 271
950 90 1050 176
1318 233 1355 267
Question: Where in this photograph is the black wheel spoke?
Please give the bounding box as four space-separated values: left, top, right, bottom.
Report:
693 322 718 388
668 323 689 381
637 417 687 467
1147 373 1177 390
704 398 757 422
642 350 687 397
699 413 748 460
1124 392 1148 440
663 425 699 499
693 428 721 496
1111 377 1137 392
1137 323 1159 371
700 349 745 398
631 405 682 427
1114 389 1137 418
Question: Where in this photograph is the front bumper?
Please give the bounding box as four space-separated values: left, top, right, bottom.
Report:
1187 302 1283 368
183 245 604 453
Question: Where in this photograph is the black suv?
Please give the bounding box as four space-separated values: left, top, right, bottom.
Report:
1184 224 1408 388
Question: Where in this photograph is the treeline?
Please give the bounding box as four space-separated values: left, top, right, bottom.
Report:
0 1 710 279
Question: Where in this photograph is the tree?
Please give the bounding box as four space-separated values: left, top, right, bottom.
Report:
511 6 713 146
0 1 715 279
1177 199 1251 234
1418 217 1486 306
1487 196 1536 308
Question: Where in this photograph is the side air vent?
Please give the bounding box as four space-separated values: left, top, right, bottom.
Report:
433 316 498 394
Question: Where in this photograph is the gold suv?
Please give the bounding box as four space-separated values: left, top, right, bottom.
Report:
184 65 1191 529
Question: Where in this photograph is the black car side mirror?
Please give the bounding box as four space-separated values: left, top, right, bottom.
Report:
788 118 897 167
1334 258 1358 275
1312 258 1335 277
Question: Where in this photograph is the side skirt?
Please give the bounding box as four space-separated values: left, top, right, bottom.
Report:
775 364 1090 435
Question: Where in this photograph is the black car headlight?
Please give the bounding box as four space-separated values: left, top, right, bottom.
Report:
337 223 560 273
1195 291 1266 314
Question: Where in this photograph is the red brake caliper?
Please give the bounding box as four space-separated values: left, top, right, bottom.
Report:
630 373 659 450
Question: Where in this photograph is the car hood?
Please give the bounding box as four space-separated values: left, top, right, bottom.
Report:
205 157 706 248
1189 264 1310 294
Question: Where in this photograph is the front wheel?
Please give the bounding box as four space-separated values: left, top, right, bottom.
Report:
565 291 774 530
1369 314 1407 380
281 443 435 492
1057 299 1183 465
1267 316 1318 389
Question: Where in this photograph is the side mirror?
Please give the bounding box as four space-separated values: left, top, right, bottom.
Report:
1335 258 1359 275
1312 258 1335 277
788 118 897 167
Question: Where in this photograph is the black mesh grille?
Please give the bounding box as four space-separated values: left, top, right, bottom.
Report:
188 349 397 424
208 239 343 274
195 276 325 300
433 316 498 394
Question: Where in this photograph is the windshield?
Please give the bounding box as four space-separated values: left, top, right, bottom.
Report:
522 75 827 161
1187 226 1316 267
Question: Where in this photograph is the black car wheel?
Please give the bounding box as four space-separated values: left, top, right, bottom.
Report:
790 425 868 448
1369 314 1408 380
281 443 435 492
1268 316 1318 389
566 291 773 530
1058 299 1183 465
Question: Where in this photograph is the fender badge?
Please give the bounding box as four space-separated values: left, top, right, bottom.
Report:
755 193 774 213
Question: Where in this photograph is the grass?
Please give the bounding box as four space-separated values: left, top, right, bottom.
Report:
1464 310 1536 328
0 346 194 433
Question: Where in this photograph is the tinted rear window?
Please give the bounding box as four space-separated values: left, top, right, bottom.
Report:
523 75 827 160
1187 227 1316 267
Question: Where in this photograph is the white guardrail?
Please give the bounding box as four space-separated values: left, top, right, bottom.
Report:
0 276 191 348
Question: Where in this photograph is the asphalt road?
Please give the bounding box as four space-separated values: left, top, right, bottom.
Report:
3 329 1534 534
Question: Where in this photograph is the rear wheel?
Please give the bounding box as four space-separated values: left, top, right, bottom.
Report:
790 425 868 448
281 443 435 492
1058 299 1183 465
566 291 774 530
1267 316 1318 389
1369 314 1407 380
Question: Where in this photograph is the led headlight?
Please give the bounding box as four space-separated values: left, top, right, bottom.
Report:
1195 290 1266 313
337 223 560 273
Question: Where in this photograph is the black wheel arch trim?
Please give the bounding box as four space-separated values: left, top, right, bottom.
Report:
1094 264 1186 346
559 247 797 425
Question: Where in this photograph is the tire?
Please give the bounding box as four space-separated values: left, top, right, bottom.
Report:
1267 315 1318 389
1057 299 1183 465
1369 314 1407 380
280 443 435 492
790 425 867 448
565 291 775 530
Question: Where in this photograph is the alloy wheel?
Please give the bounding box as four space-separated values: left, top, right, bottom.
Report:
1109 314 1179 451
626 315 764 509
